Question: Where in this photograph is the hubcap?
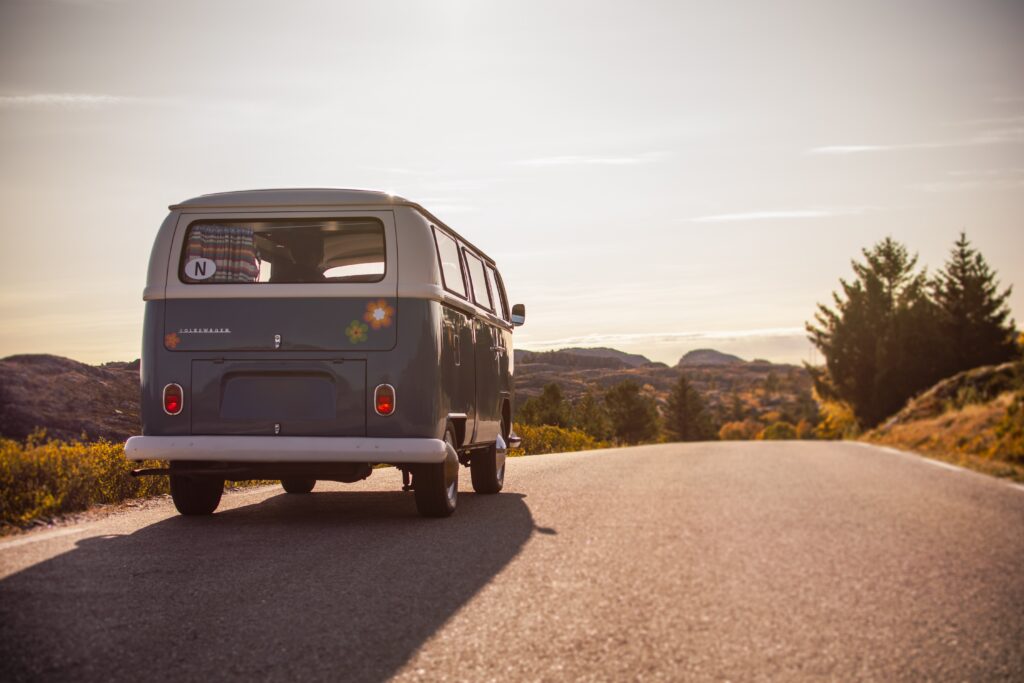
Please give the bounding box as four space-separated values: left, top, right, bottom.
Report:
444 431 458 507
495 430 508 486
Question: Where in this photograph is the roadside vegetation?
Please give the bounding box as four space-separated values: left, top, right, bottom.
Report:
509 424 608 457
0 431 270 534
807 232 1022 479
864 362 1024 482
0 432 164 532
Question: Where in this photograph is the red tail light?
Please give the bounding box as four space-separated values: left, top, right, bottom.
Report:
163 383 183 415
374 384 395 416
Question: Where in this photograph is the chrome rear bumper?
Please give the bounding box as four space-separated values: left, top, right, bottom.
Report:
124 435 448 464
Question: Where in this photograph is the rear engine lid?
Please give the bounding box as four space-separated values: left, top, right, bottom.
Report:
190 359 366 436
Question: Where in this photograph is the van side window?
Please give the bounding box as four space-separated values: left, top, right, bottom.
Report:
463 250 493 311
488 265 510 321
433 228 467 298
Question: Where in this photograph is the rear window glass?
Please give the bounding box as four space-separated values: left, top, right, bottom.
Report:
464 250 493 311
433 228 467 297
180 218 385 284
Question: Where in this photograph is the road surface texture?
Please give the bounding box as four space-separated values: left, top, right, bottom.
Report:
2 441 1023 681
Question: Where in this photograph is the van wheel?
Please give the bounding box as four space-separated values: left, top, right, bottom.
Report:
281 478 316 494
413 425 459 518
471 438 505 494
169 465 224 516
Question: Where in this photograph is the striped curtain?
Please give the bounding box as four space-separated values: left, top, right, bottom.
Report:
185 224 259 283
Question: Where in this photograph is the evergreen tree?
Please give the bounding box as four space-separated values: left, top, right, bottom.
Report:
665 374 715 441
728 394 746 421
807 237 946 427
932 232 1018 373
570 392 612 441
517 383 570 427
604 380 660 444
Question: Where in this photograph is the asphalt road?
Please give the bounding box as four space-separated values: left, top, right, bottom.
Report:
2 441 1023 682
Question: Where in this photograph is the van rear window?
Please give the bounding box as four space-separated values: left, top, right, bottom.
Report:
180 218 385 284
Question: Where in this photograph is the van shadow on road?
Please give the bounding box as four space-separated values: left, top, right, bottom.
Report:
0 490 538 682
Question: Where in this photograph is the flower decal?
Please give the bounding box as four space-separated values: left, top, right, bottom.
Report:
345 320 368 344
363 299 394 330
164 332 181 350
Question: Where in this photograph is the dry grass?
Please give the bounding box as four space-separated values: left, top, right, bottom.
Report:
864 391 1024 482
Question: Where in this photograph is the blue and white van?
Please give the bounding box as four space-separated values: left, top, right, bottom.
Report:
125 189 524 518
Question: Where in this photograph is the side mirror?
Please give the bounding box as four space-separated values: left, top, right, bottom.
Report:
511 303 526 327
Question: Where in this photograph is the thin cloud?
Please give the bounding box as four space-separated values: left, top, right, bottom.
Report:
808 123 1024 154
911 168 1024 193
944 114 1024 128
0 93 154 109
360 166 436 176
513 151 668 167
808 145 891 154
689 208 869 223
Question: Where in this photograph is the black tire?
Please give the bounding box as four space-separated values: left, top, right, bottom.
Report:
471 440 505 494
281 478 316 494
414 425 459 518
169 465 224 516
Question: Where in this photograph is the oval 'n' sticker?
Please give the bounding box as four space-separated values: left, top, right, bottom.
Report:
185 258 217 280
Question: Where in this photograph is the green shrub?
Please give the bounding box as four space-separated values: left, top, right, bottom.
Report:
718 420 763 441
510 424 607 457
815 398 860 440
759 421 798 440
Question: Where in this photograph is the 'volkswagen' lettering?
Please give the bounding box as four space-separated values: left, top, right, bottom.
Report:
179 328 232 334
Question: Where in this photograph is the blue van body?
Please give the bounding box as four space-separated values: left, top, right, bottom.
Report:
125 189 523 517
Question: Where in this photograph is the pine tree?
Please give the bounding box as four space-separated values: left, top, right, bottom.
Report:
932 232 1018 373
517 383 570 427
570 392 612 441
665 374 715 441
604 380 660 444
807 237 946 427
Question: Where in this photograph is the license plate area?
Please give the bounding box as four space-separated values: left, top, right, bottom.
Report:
191 359 365 436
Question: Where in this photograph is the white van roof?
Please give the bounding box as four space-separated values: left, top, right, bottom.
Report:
170 188 408 210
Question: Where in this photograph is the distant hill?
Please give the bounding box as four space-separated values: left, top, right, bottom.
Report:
559 347 651 367
678 349 745 366
0 355 139 443
515 349 634 371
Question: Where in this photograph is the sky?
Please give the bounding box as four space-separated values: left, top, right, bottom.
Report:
0 0 1022 366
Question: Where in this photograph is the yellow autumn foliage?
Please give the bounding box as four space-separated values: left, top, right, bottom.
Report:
509 424 608 457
